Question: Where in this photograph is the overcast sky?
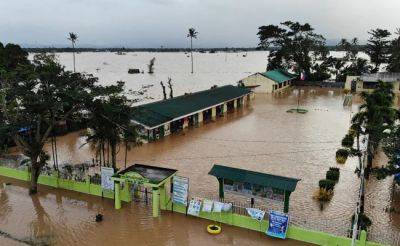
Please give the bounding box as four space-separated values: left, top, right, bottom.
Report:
1 0 399 48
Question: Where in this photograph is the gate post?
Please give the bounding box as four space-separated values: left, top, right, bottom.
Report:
152 187 160 217
115 181 121 209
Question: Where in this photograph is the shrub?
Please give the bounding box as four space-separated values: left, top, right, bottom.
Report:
343 88 351 94
351 213 372 231
319 179 336 190
313 188 334 201
336 148 349 164
329 167 340 172
341 134 354 148
326 170 340 182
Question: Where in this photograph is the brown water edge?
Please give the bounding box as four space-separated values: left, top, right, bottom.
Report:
0 176 311 246
8 87 400 243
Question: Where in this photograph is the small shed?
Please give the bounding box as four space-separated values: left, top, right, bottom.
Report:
112 164 177 217
209 164 300 213
240 69 296 93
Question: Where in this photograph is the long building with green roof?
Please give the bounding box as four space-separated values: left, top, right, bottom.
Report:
240 69 296 93
131 85 252 142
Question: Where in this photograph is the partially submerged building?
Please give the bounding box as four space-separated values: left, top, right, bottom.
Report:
239 69 296 93
345 73 400 93
131 85 252 142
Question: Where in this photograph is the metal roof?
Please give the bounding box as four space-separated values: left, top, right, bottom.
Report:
118 164 177 184
208 164 300 192
131 85 251 129
260 69 296 84
361 72 400 83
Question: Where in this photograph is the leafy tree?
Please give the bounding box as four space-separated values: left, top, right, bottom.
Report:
335 38 371 81
187 28 198 74
85 82 133 170
387 28 400 72
365 29 391 73
67 32 78 72
0 47 98 194
257 21 327 80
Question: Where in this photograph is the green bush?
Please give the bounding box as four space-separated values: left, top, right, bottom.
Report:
329 167 340 172
326 170 340 182
341 134 354 148
319 179 336 191
336 148 349 164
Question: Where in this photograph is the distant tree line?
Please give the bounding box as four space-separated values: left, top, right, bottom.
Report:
257 21 400 81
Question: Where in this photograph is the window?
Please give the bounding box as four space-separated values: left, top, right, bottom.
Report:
363 82 378 89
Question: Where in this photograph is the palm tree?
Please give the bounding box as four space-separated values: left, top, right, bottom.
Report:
67 32 78 72
187 28 198 73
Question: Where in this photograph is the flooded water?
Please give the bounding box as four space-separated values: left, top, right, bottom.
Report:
0 176 310 246
5 52 398 245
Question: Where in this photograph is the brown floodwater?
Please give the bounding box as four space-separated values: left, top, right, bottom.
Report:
0 176 310 246
4 87 400 245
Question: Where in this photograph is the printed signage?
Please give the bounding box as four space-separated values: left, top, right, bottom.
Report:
266 211 290 239
172 176 189 206
223 180 284 202
187 198 202 216
246 208 265 221
101 167 115 191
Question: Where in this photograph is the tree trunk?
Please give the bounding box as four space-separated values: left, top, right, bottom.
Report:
29 157 42 195
111 140 117 170
190 38 193 74
124 141 128 169
72 43 76 73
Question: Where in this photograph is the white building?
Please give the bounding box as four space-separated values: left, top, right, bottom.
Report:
239 69 296 93
345 73 400 93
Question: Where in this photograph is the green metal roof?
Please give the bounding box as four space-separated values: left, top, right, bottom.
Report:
261 69 296 84
208 164 300 192
131 85 251 129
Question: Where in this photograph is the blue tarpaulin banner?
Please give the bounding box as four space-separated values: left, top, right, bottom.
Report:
266 211 289 239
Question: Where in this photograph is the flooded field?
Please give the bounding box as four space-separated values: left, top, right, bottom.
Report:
3 52 397 245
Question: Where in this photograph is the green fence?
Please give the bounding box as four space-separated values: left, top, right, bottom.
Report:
0 166 384 246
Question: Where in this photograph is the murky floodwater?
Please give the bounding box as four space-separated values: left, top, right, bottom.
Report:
0 176 310 246
3 52 398 245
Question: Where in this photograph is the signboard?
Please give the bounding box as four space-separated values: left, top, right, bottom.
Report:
101 167 115 191
224 180 284 202
187 198 202 216
246 208 265 221
172 176 189 206
266 211 290 239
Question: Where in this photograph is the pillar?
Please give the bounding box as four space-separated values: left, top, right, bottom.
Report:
359 230 367 246
218 178 224 199
159 184 167 210
152 187 160 217
115 181 121 209
284 191 290 213
242 97 246 106
211 107 217 120
198 112 203 124
164 123 170 136
233 99 237 109
223 103 228 114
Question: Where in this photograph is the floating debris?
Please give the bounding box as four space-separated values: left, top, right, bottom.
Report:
95 214 103 222
128 68 140 74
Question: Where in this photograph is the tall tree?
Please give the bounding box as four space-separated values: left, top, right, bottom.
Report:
187 28 198 74
67 32 78 72
387 28 400 72
257 21 327 80
365 28 391 73
0 49 98 194
335 38 370 81
85 81 133 170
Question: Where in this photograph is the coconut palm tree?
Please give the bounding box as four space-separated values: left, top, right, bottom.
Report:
67 32 78 72
187 28 198 73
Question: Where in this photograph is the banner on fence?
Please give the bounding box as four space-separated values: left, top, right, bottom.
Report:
266 210 289 239
187 198 202 216
172 176 189 206
101 167 115 191
246 208 265 221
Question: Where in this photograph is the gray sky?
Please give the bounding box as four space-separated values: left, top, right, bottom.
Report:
1 0 399 48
